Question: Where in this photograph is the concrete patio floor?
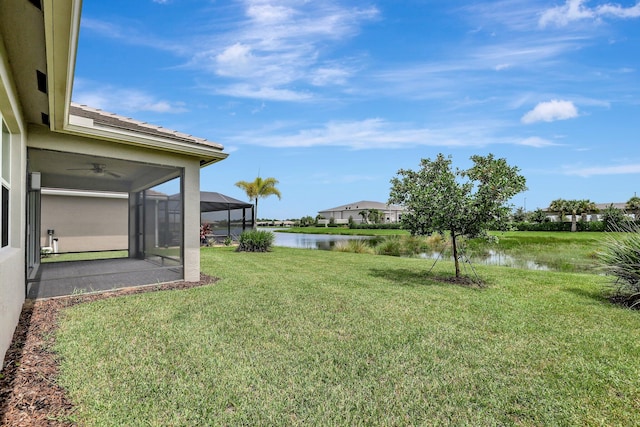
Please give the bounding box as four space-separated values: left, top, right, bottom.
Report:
27 258 183 299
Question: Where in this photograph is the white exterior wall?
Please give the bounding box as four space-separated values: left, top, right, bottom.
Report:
183 160 200 282
0 34 27 364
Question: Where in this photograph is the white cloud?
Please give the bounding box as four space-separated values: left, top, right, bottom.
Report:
191 1 379 101
564 163 640 177
215 43 255 77
540 0 640 27
224 118 543 150
521 100 579 124
214 84 313 102
518 136 559 147
73 82 187 114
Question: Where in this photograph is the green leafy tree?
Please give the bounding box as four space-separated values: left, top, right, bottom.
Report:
601 204 627 231
235 177 282 227
358 210 369 224
368 209 383 224
389 153 526 278
548 198 596 232
529 208 548 224
511 207 527 223
626 196 640 221
299 215 315 227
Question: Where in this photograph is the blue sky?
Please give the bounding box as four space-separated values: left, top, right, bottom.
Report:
73 0 640 219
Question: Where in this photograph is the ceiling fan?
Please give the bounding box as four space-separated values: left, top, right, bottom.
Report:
66 163 123 178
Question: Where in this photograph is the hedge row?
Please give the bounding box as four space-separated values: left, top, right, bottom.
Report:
512 221 608 232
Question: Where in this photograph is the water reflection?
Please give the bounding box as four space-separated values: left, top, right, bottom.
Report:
270 229 371 250
421 250 549 271
266 229 549 271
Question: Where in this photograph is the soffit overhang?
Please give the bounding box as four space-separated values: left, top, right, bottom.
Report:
41 0 227 167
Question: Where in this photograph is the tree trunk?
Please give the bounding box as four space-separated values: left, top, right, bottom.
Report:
451 230 460 278
254 198 258 229
571 214 577 232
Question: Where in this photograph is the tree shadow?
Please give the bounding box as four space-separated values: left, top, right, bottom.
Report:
369 267 486 289
564 287 613 306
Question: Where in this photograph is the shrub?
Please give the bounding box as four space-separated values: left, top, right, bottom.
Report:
513 221 605 232
332 239 375 254
598 223 640 307
236 230 274 252
375 236 403 256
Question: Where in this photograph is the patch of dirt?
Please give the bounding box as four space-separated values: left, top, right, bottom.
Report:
0 274 217 426
435 275 486 288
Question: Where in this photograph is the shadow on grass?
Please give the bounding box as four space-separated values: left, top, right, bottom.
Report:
369 267 486 288
564 287 611 305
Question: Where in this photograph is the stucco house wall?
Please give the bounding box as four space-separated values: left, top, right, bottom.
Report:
318 200 405 224
0 20 28 368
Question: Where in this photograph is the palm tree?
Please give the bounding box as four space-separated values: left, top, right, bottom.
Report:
549 198 596 232
235 177 282 226
358 210 369 224
578 199 597 223
626 196 640 221
549 198 568 223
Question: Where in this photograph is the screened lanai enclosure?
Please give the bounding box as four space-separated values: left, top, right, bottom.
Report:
26 148 187 299
200 191 254 244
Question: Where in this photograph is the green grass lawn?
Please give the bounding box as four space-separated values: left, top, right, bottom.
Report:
55 247 640 426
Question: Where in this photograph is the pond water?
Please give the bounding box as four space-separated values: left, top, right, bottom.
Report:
421 250 549 271
269 229 372 251
267 229 549 271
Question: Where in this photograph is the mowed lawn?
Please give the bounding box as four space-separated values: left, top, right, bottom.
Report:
55 247 640 426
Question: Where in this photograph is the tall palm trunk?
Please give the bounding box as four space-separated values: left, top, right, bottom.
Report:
253 198 258 229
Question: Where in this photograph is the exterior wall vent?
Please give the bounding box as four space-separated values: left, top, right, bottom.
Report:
27 0 42 10
36 70 47 93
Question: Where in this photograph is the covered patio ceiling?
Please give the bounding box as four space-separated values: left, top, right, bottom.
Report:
28 148 181 193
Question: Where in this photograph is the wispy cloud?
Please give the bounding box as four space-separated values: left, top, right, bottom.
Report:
564 163 640 177
81 17 187 55
188 1 379 101
517 136 559 147
83 2 379 102
224 118 556 150
522 100 579 124
540 0 640 28
73 80 187 114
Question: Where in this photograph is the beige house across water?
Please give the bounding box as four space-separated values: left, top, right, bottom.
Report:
318 200 405 224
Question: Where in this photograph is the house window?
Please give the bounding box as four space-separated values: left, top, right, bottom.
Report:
1 119 10 248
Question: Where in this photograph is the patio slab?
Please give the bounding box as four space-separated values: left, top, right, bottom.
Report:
27 258 183 299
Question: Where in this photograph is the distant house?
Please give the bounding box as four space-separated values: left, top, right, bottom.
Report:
544 202 633 222
318 200 405 224
0 2 228 363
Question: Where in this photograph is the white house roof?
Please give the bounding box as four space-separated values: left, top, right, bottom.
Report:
319 200 404 212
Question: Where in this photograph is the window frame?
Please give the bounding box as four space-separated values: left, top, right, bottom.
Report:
1 118 10 248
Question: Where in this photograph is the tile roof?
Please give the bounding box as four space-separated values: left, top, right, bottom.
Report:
69 103 224 150
319 200 404 212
